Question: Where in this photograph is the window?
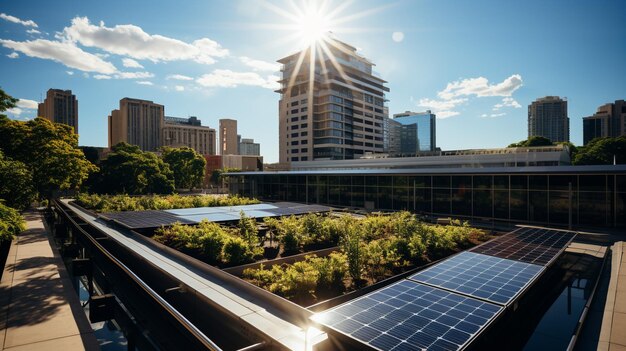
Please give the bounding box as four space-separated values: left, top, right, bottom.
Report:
301 148 308 152
301 156 308 161
291 101 299 106
291 140 299 145
291 156 299 161
291 109 299 114
300 107 308 112
300 98 308 104
291 125 299 130
291 117 298 122
301 131 308 136
300 123 308 128
291 132 298 137
301 139 308 144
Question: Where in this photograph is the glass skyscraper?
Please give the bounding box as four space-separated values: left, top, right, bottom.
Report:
392 110 437 153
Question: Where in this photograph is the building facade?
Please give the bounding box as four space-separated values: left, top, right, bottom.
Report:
582 100 626 145
528 96 569 143
162 116 216 155
277 38 389 163
392 110 437 153
219 119 238 155
239 138 261 156
38 89 78 133
108 98 163 151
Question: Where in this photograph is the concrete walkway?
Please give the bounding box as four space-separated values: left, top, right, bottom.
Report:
599 241 626 351
0 211 99 351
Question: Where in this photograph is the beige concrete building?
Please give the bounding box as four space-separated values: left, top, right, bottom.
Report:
38 89 78 134
277 37 389 163
219 118 238 155
528 96 570 143
108 98 163 151
239 138 260 156
162 116 216 155
222 154 263 171
583 99 626 145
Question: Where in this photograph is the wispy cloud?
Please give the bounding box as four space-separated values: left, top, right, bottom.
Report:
122 58 143 68
167 74 194 81
93 74 112 80
239 56 280 72
481 112 507 118
6 52 18 59
62 17 228 64
26 28 41 35
17 98 38 109
175 85 185 91
136 81 153 86
492 97 521 111
0 38 117 74
66 71 74 75
5 97 39 120
0 13 38 28
196 69 279 90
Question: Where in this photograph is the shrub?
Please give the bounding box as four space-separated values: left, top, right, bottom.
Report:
222 236 258 265
75 193 260 212
0 202 25 242
238 211 259 246
339 217 366 283
275 215 303 253
309 253 347 290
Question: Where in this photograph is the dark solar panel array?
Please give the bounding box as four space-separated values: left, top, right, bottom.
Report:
470 227 577 266
312 280 502 351
408 252 542 305
100 202 335 229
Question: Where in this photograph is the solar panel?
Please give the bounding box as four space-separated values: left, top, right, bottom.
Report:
100 211 196 229
181 213 242 223
164 207 227 216
408 252 542 305
470 227 576 266
312 280 502 351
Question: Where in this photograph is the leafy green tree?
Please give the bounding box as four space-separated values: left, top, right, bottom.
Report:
508 136 554 148
0 201 25 242
0 150 36 210
96 142 175 194
0 116 97 200
0 87 18 113
238 210 259 246
161 147 206 190
573 136 626 165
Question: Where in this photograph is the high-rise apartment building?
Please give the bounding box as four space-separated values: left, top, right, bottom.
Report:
219 119 238 155
582 100 626 145
38 89 78 133
239 138 261 156
392 110 437 154
162 116 216 155
108 98 163 152
528 96 569 143
277 37 389 162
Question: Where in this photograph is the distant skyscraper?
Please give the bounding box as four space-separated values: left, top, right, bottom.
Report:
277 37 389 162
108 98 163 151
392 110 437 153
38 89 78 133
582 100 626 145
239 138 260 156
528 96 569 143
162 116 216 155
384 117 402 154
219 119 238 155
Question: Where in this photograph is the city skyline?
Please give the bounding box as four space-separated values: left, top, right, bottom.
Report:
1 0 625 163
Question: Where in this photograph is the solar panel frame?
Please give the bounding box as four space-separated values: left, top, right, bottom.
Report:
312 280 503 351
408 252 543 306
469 226 577 266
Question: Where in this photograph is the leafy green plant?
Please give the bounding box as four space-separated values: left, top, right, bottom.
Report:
0 202 25 242
75 193 260 212
222 236 260 265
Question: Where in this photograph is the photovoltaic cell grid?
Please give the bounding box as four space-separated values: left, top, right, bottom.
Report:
470 227 577 266
99 202 335 229
312 280 502 351
408 252 542 305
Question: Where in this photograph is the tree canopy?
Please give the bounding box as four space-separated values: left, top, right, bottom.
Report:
95 142 175 194
161 146 206 190
508 136 554 148
0 150 36 210
0 87 18 112
572 136 626 165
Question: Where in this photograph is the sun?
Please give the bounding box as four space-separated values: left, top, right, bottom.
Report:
296 3 331 47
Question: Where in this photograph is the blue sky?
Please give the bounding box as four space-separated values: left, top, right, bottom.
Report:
1 0 624 163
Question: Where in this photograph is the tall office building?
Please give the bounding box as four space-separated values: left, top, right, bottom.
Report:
392 110 437 154
162 116 216 155
219 119 238 155
239 138 261 156
582 100 626 145
528 96 569 143
108 98 163 151
38 89 78 134
277 37 389 162
384 117 402 154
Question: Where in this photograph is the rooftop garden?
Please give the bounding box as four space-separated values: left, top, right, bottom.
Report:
74 193 260 212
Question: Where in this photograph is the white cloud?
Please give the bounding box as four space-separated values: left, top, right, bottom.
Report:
196 69 279 90
136 81 153 86
392 31 404 42
175 85 185 91
0 38 117 74
436 111 461 119
115 71 153 79
66 71 74 75
62 17 228 64
83 72 90 78
26 28 41 35
122 58 144 68
482 112 507 118
16 98 38 109
167 74 194 81
239 56 280 72
94 74 111 80
0 13 38 28
492 97 522 111
7 52 18 59
438 74 523 100
417 97 467 119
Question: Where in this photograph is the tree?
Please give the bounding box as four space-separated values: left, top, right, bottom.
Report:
0 87 18 113
0 116 97 200
96 142 175 194
0 150 36 210
508 136 554 148
573 136 626 165
161 147 206 190
0 202 25 243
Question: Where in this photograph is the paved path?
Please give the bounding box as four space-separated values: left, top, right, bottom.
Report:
599 241 626 351
0 211 99 351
